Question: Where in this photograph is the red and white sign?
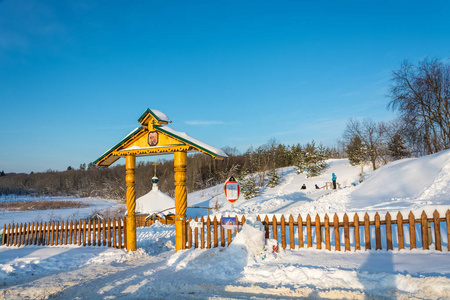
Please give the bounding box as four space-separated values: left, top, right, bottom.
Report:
224 176 240 203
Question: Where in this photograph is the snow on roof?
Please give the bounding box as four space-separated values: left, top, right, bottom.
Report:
150 109 171 123
136 188 175 216
156 125 228 158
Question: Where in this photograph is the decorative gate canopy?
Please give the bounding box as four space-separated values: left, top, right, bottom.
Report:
94 108 227 252
95 108 227 167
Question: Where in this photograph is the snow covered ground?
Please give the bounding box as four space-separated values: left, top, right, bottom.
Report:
1 150 450 299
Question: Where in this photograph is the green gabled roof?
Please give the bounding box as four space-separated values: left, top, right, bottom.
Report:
94 126 143 166
138 108 171 124
95 108 227 167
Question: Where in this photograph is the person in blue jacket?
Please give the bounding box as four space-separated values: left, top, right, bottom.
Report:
332 173 337 189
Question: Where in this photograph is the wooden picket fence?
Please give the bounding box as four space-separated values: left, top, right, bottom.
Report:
183 210 450 251
1 218 126 248
3 210 449 252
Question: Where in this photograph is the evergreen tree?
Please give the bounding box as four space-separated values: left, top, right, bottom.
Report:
291 144 307 174
346 136 366 166
304 141 328 177
388 133 410 160
237 167 259 200
0 170 5 177
266 165 281 188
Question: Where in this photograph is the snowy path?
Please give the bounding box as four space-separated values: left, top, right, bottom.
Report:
2 246 449 300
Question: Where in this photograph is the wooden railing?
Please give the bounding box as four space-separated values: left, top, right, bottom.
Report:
1 218 126 249
183 210 450 251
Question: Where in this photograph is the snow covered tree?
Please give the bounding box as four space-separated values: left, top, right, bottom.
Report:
304 141 328 178
346 135 366 166
291 144 307 174
266 165 281 188
237 167 259 200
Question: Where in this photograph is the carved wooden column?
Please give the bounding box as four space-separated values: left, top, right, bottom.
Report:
125 155 137 251
174 151 187 251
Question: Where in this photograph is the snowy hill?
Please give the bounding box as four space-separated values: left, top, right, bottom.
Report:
1 150 450 299
187 149 450 218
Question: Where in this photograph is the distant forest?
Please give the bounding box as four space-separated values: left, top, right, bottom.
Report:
1 57 449 201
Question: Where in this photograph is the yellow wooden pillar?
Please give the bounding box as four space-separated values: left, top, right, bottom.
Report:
174 151 187 251
125 155 137 251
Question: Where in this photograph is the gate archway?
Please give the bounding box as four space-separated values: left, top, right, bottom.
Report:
94 109 227 251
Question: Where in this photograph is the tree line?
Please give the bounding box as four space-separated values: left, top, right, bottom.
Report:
343 57 450 170
1 57 449 201
0 142 338 201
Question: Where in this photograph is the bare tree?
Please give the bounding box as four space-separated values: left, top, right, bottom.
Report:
388 58 450 154
343 118 386 170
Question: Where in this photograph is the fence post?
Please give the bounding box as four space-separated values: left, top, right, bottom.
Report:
421 211 429 250
264 215 269 239
213 216 218 248
397 212 404 250
188 217 192 249
364 213 370 250
289 215 295 250
343 214 350 251
63 220 68 245
386 212 393 251
8 224 12 246
206 217 211 249
409 211 416 249
334 214 340 251
2 224 5 246
200 216 205 249
117 218 122 249
78 220 82 245
52 221 57 246
315 214 321 250
112 218 116 248
354 213 360 251
375 213 381 250
306 214 312 248
194 217 199 248
23 223 28 246
38 222 43 246
30 222 36 246
220 217 225 247
83 219 88 247
227 216 233 246
298 214 303 249
97 219 102 247
45 222 51 246
324 214 330 251
18 223 23 247
272 216 278 241
102 219 107 246
433 210 441 251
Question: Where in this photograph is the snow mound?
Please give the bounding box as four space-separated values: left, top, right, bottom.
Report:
349 149 450 211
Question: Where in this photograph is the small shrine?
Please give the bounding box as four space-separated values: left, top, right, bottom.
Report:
135 165 176 226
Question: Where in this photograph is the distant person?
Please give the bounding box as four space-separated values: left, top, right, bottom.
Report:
332 173 337 189
301 184 306 190
315 184 320 189
359 172 364 183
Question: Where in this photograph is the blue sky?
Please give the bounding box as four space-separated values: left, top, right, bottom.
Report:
1 0 449 173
